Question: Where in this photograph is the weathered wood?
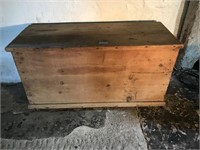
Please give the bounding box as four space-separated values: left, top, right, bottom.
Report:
6 21 183 109
28 101 165 109
12 46 179 105
6 21 182 51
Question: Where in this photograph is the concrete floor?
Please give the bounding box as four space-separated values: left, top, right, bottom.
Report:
1 84 147 150
1 69 199 149
1 109 147 150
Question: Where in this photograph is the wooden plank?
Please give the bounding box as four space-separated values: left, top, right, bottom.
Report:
28 101 165 109
12 45 177 105
17 73 169 104
6 21 182 51
12 46 180 73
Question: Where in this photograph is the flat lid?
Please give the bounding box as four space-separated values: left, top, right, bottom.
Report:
6 21 183 51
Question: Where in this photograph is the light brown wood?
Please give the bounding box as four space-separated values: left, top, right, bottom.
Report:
6 21 183 109
28 101 165 109
12 46 180 73
12 46 179 105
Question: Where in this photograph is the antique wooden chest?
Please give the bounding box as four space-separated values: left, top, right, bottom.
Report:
6 21 183 109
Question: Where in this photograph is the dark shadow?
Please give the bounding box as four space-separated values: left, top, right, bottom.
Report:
1 83 106 140
192 59 199 71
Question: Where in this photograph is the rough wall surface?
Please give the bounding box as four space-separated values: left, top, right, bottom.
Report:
0 0 184 83
181 3 200 68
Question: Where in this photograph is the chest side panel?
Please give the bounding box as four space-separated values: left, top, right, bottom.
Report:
12 46 179 104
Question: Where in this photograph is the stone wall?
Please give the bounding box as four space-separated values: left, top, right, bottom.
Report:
181 3 199 69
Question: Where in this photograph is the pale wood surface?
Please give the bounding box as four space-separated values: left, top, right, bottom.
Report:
13 46 179 105
28 101 165 109
6 21 182 51
7 21 183 108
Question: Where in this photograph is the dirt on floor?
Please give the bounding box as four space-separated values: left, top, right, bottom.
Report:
138 69 199 149
138 95 199 149
1 84 107 140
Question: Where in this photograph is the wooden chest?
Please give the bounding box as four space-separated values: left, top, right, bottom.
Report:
6 21 183 109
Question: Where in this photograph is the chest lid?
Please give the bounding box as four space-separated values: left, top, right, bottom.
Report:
6 21 183 51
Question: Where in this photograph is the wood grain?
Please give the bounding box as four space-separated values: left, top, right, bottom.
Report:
28 101 165 109
12 46 180 73
6 21 182 51
13 45 178 105
7 21 183 108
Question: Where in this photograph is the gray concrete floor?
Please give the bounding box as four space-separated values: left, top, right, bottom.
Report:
1 69 199 149
1 109 147 150
1 84 147 150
